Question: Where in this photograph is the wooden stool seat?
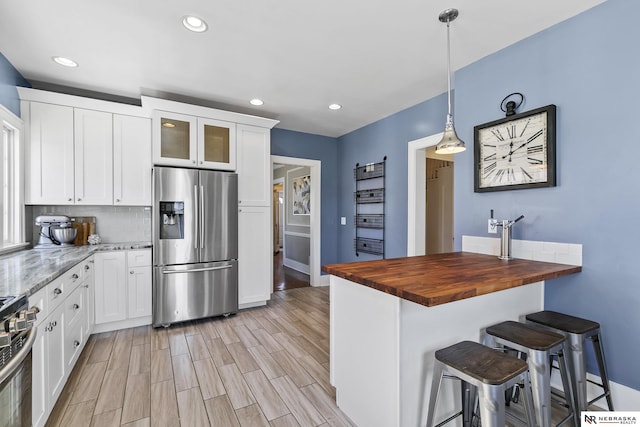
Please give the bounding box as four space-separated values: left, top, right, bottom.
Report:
485 321 576 427
526 310 599 334
435 340 528 385
427 341 536 427
526 310 614 411
486 320 565 351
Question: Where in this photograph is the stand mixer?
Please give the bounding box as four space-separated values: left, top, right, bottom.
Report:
35 215 77 248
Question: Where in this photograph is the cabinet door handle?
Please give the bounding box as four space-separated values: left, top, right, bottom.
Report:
74 340 80 348
52 321 57 327
53 288 62 296
85 264 90 271
77 198 82 202
130 271 134 274
83 284 89 288
72 273 79 280
73 303 80 310
68 198 73 202
116 198 120 202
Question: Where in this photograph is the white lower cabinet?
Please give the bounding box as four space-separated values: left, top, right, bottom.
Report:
94 249 152 332
30 255 94 427
127 249 152 319
94 251 127 324
31 277 77 427
238 206 271 306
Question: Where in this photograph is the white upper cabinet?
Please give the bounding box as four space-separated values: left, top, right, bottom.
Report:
237 124 270 206
19 88 153 206
114 115 152 205
74 108 113 205
197 117 236 170
152 111 197 167
24 102 75 205
152 111 236 170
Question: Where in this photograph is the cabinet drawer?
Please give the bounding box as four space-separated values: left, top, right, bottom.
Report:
127 249 151 267
48 265 82 311
65 286 84 328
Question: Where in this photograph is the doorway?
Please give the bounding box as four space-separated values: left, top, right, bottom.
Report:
271 155 321 289
407 133 455 256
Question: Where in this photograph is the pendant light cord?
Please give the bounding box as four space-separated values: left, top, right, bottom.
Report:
446 20 452 118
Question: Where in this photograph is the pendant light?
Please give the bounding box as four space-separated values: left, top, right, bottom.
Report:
435 8 465 154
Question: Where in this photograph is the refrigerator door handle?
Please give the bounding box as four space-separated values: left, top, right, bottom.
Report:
162 265 233 274
193 185 199 249
200 185 205 249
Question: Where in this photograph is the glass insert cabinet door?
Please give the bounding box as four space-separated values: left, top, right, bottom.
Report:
153 111 198 167
152 111 236 170
197 117 236 170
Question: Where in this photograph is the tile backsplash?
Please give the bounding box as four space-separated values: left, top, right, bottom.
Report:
29 205 151 244
461 235 582 266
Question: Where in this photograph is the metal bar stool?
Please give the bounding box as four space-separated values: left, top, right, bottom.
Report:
526 310 614 411
426 340 536 427
485 321 577 427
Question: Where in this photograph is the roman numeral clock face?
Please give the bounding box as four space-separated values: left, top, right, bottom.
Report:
474 105 556 192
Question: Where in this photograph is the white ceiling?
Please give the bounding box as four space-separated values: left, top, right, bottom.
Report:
0 0 606 137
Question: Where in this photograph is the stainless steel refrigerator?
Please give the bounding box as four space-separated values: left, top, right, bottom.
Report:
152 166 238 327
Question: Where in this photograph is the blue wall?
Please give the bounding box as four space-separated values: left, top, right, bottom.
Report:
271 128 340 268
453 0 639 390
337 93 448 262
0 52 29 115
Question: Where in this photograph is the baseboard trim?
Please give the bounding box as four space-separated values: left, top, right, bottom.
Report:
551 370 640 410
239 301 267 310
316 274 330 287
283 258 310 275
92 316 151 334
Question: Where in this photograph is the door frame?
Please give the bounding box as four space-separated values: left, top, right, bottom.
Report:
271 155 321 286
407 133 442 256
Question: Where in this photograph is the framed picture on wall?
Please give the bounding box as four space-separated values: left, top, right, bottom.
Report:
292 175 311 215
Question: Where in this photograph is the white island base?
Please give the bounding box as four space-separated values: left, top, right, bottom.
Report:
330 275 544 427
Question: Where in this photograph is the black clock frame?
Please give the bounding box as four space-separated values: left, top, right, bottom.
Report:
473 104 556 193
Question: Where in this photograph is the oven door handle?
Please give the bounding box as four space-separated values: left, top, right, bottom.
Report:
0 327 37 384
162 265 233 274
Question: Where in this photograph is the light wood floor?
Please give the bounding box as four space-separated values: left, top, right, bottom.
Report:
45 286 354 427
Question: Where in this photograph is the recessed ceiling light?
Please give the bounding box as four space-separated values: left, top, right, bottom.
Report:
52 56 78 67
250 99 264 106
162 121 176 128
182 15 208 32
328 104 342 110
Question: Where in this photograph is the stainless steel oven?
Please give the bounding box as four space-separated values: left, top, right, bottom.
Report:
0 295 38 427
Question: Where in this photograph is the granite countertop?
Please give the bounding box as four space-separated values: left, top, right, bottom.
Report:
322 252 582 307
0 242 152 298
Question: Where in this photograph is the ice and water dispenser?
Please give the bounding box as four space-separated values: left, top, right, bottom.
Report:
159 201 184 239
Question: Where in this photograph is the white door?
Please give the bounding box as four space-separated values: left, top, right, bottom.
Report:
94 251 127 324
114 115 152 205
426 165 454 254
25 102 74 204
237 125 270 206
74 108 113 205
238 206 271 305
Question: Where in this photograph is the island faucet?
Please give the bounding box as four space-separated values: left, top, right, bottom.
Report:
497 215 524 260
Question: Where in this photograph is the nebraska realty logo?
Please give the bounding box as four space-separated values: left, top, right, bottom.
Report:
582 412 640 426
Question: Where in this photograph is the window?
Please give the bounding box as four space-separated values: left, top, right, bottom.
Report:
0 104 25 253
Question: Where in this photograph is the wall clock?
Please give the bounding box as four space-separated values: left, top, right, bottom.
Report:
474 104 556 192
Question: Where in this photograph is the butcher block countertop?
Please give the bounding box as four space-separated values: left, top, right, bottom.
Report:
322 252 581 307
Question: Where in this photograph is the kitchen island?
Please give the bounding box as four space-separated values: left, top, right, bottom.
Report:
322 242 581 427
